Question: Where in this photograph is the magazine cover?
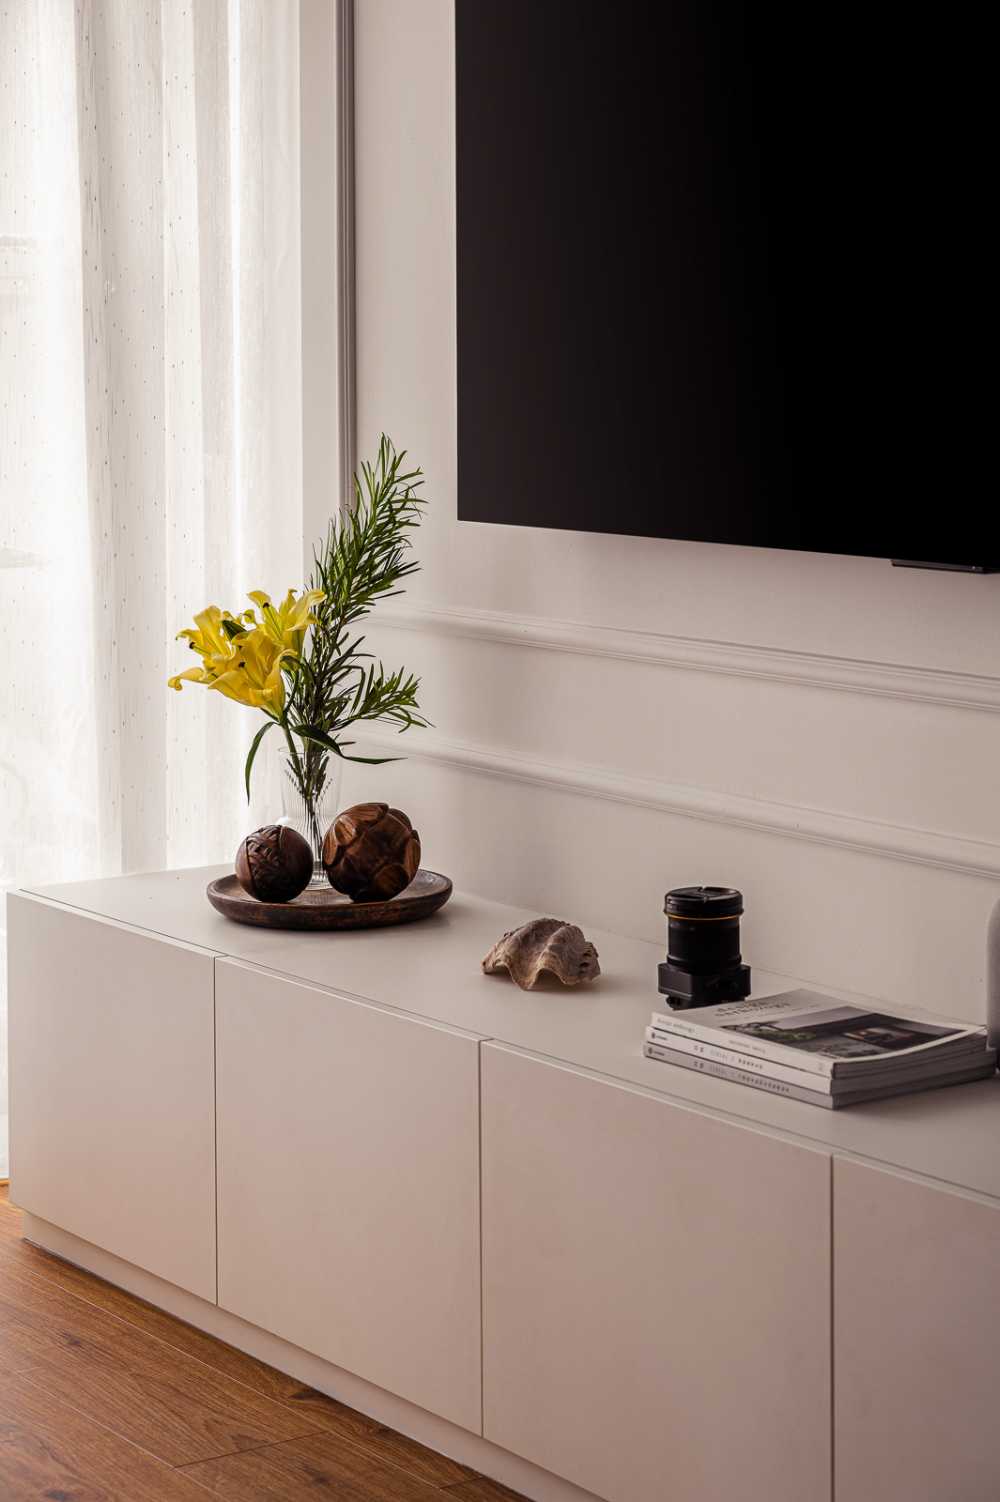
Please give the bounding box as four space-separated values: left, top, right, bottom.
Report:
651 989 987 1078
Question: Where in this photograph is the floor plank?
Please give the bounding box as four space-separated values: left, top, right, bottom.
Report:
1 1195 405 1454
444 1479 531 1501
0 1227 299 1397
0 1258 321 1465
361 1427 478 1487
0 1229 476 1479
0 1368 214 1501
0 1216 382 1433
180 1428 453 1500
0 1189 522 1500
0 1192 310 1401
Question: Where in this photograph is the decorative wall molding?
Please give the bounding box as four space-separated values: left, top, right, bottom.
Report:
358 728 1000 881
376 603 1000 714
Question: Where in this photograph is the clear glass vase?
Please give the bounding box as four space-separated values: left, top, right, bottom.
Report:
280 756 342 885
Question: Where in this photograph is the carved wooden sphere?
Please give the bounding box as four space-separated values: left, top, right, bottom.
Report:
235 824 313 903
322 802 421 903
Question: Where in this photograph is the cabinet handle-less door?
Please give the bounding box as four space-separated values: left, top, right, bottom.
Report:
215 959 483 1434
482 1043 832 1502
7 895 217 1302
835 1157 1000 1502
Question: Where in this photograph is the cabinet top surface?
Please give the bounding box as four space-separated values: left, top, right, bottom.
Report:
18 867 1000 1201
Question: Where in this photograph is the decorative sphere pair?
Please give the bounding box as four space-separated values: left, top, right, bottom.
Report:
236 802 421 905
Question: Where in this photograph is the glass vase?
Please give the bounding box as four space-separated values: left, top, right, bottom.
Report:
280 756 342 885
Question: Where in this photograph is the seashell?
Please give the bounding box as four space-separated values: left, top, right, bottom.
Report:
482 917 600 991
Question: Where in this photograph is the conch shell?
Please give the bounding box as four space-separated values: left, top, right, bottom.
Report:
482 917 600 991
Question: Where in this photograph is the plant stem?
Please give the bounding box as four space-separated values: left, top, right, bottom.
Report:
282 723 325 862
282 721 306 788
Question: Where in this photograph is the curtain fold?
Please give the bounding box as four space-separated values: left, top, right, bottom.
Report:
1 0 305 1168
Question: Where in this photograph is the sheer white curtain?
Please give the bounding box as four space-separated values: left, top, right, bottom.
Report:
1 0 305 1170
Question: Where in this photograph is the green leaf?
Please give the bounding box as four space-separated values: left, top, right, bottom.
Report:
244 720 275 801
292 723 343 755
282 434 429 760
335 751 402 765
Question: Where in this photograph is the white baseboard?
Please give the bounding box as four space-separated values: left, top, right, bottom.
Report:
20 1212 605 1502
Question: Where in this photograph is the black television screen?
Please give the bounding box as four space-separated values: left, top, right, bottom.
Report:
456 1 994 568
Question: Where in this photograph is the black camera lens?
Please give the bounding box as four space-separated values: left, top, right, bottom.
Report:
658 886 751 1009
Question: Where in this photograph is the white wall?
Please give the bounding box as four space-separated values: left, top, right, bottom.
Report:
337 0 1000 1020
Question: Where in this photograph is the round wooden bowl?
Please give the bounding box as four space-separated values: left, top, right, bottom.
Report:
207 868 453 931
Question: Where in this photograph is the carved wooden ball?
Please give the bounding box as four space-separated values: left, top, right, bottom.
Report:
235 824 313 903
322 802 421 903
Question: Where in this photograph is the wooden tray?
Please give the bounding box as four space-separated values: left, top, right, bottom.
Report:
206 869 453 931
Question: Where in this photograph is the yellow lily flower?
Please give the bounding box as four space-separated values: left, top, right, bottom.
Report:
169 605 243 691
208 628 291 715
167 664 215 691
247 588 325 656
175 605 249 659
167 589 324 719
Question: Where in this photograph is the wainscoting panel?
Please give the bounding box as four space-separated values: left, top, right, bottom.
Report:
350 0 1000 1029
339 748 995 1022
355 727 1000 882
378 603 1000 714
361 618 1000 849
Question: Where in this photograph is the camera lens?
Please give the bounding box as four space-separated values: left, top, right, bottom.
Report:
658 886 751 1009
665 886 743 972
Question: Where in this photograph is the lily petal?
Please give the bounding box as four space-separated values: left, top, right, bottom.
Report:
167 666 212 691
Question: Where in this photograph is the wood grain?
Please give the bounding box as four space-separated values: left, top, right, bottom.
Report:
0 1368 213 1501
443 1480 531 1501
359 1427 477 1487
0 1216 378 1433
0 1250 321 1465
181 1427 454 1499
2 1191 378 1446
206 867 451 929
322 802 421 902
0 1190 523 1500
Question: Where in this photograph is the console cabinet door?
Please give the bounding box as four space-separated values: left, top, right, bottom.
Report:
215 959 482 1433
482 1044 832 1502
835 1157 1000 1502
7 894 217 1301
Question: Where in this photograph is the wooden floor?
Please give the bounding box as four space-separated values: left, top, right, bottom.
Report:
0 1186 521 1501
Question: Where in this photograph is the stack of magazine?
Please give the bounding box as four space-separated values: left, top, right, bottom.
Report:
644 989 997 1109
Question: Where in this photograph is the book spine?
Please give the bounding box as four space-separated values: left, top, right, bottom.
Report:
643 1042 838 1106
649 1011 833 1077
646 1026 836 1092
648 1029 995 1092
647 1027 997 1094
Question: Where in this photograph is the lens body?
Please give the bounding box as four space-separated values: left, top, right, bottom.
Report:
658 886 751 1009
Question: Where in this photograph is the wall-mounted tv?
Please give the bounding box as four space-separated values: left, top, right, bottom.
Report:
456 1 994 569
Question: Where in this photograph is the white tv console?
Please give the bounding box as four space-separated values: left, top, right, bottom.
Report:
7 869 1000 1502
